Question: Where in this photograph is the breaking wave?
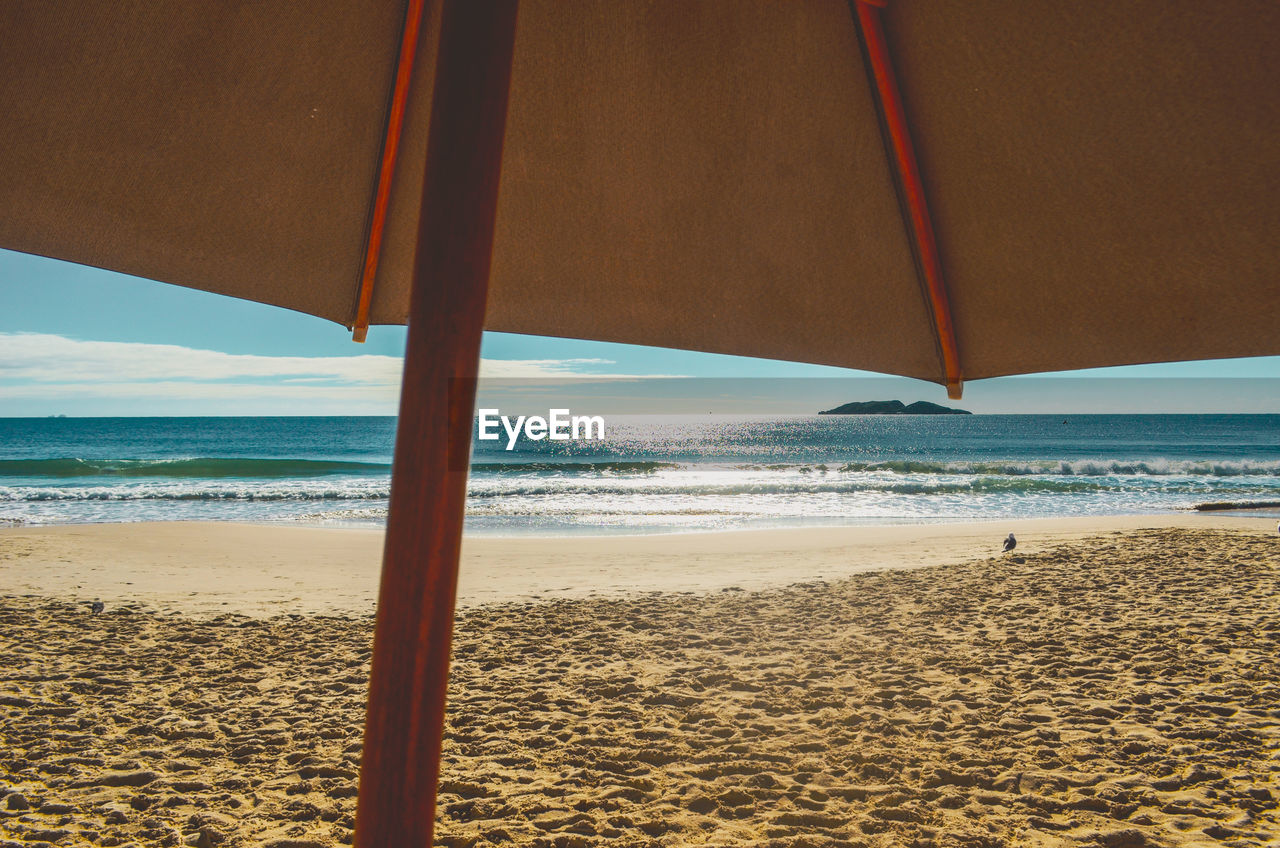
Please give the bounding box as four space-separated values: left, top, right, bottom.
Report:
0 457 390 478
829 459 1280 477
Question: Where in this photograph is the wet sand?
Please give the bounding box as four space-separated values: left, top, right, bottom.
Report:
1 521 1278 846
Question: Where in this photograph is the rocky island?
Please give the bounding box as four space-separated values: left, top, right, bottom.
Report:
819 400 971 415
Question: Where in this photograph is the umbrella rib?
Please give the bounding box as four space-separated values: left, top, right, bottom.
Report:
350 0 428 343
851 0 963 399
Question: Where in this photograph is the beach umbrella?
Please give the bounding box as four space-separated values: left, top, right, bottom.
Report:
2 1 1276 843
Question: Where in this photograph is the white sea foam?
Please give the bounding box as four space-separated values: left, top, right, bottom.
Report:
5 415 1278 532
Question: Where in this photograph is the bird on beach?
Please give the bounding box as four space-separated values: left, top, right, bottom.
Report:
90 600 104 614
1002 533 1017 553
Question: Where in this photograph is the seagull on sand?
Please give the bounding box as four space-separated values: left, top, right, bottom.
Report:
90 600 104 614
1002 533 1017 553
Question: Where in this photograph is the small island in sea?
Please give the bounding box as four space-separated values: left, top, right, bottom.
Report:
819 399 971 415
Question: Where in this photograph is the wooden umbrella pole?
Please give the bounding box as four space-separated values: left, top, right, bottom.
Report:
354 2 518 845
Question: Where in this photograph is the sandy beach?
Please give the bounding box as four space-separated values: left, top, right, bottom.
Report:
0 514 1272 616
2 517 1278 846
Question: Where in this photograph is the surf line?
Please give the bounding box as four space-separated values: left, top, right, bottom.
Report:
476 409 606 451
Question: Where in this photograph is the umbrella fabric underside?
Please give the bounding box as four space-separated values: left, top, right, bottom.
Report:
1 0 1277 384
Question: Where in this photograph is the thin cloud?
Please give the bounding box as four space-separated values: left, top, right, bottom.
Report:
477 357 680 379
0 333 680 383
0 332 401 385
2 381 398 401
0 333 686 415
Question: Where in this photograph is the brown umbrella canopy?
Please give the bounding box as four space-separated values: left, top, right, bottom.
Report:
4 0 1277 393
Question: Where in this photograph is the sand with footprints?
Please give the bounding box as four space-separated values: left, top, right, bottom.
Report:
2 523 1278 846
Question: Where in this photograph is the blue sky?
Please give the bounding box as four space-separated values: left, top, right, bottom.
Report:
1 248 1276 415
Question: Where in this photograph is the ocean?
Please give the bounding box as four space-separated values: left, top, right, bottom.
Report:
2 415 1278 534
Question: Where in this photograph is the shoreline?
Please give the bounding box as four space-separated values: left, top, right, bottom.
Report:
2 513 1273 618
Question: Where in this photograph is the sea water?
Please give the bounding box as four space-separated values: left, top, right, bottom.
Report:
1 415 1278 533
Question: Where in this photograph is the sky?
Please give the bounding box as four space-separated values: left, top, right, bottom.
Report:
1 248 1276 416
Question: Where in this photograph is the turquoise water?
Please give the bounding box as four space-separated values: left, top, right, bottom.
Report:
1 415 1278 533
